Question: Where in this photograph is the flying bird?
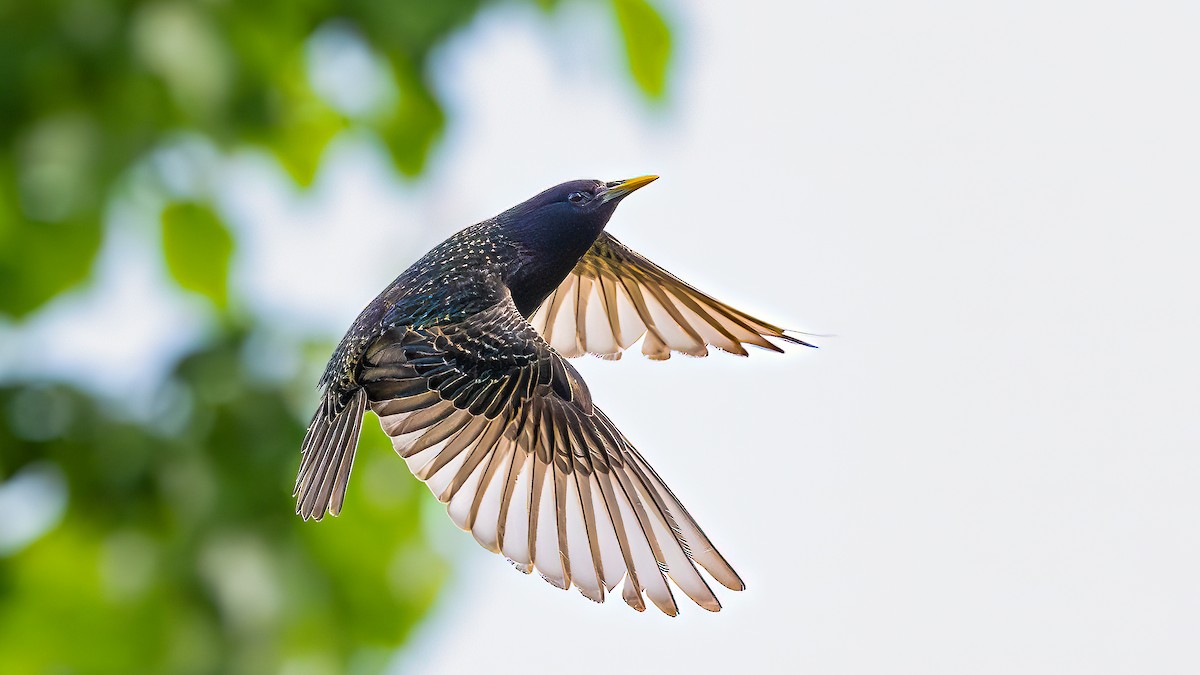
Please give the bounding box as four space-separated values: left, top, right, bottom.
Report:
295 176 809 615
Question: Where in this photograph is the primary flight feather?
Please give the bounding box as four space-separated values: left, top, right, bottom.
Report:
295 176 809 615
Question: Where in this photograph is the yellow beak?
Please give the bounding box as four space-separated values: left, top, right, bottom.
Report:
600 175 659 203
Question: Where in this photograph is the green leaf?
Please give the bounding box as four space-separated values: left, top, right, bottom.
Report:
376 58 444 177
272 100 346 186
612 0 672 100
0 159 104 319
161 202 233 307
270 58 347 186
0 215 103 319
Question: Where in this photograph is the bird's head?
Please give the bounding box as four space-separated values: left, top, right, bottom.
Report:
499 175 657 313
498 176 658 252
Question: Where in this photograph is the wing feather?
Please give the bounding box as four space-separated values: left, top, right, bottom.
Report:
529 232 811 359
350 296 740 614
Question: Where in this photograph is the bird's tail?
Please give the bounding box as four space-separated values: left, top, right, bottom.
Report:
294 387 368 521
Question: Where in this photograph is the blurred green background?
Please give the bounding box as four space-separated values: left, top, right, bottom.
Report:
0 1 670 672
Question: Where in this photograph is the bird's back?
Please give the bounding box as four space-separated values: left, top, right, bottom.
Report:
320 219 522 397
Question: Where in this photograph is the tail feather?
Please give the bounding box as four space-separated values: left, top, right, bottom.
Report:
295 387 368 521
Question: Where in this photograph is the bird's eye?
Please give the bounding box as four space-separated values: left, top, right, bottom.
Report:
568 191 588 205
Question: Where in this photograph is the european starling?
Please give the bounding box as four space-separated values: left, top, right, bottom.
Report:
295 176 809 615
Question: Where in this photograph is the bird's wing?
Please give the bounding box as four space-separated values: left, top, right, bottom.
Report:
529 232 810 359
358 296 743 615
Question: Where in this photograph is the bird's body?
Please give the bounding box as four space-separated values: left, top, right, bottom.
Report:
296 177 808 615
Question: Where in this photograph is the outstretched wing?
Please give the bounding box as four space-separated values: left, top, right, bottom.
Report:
529 232 810 360
357 296 743 615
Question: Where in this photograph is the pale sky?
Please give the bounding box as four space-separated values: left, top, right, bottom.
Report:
391 3 1200 673
6 1 1198 673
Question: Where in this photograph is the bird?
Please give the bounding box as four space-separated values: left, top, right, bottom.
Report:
294 176 810 615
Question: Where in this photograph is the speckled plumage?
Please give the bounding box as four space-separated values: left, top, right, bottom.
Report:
319 220 516 396
295 177 809 615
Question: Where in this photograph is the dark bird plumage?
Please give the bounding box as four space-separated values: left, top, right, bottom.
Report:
295 176 809 615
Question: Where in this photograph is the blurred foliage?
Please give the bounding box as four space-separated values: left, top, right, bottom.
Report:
162 202 234 307
613 0 671 99
0 0 673 319
0 330 447 673
0 0 673 672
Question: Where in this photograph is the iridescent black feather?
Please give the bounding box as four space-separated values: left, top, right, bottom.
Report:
295 177 809 615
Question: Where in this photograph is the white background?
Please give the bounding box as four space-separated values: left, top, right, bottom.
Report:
9 1 1198 673
395 2 1200 673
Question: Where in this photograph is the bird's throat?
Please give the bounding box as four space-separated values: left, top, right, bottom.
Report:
507 233 600 317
